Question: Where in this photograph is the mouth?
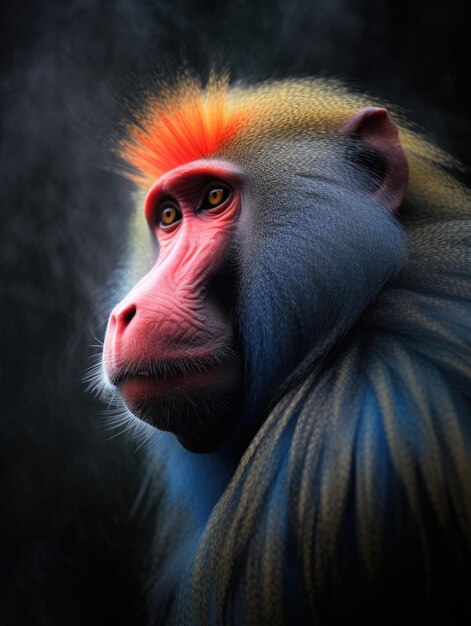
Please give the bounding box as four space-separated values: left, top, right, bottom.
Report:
110 353 236 398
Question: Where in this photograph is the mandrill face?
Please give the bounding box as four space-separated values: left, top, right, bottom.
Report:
103 160 245 453
102 79 409 454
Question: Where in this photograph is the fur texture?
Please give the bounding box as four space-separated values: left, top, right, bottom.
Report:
117 78 471 625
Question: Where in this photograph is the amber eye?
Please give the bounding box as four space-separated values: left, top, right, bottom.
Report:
200 183 232 212
208 188 224 205
159 203 182 228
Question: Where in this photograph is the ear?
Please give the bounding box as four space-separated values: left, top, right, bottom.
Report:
342 107 409 211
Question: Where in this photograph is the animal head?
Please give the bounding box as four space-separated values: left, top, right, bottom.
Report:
100 74 467 453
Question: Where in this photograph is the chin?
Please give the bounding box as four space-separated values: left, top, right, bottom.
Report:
117 363 242 453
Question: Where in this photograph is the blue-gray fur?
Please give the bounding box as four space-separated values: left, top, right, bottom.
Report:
144 129 471 624
235 136 405 421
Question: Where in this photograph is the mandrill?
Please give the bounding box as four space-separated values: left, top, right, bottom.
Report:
97 75 471 625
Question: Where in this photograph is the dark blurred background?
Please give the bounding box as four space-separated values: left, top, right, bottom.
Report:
0 0 469 624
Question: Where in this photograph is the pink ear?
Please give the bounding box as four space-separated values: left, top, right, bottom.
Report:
342 107 409 211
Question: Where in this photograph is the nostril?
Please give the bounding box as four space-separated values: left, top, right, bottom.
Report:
121 304 137 325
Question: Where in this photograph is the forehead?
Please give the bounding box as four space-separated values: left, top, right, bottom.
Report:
119 77 363 188
120 86 250 188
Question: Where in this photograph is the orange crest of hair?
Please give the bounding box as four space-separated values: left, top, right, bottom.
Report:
120 73 250 187
120 74 470 217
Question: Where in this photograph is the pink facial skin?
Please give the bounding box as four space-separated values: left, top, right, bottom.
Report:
103 160 243 434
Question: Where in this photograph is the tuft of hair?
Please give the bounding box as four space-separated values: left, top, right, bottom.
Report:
119 72 249 186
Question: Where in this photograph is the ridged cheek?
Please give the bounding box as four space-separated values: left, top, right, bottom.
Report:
156 207 239 286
